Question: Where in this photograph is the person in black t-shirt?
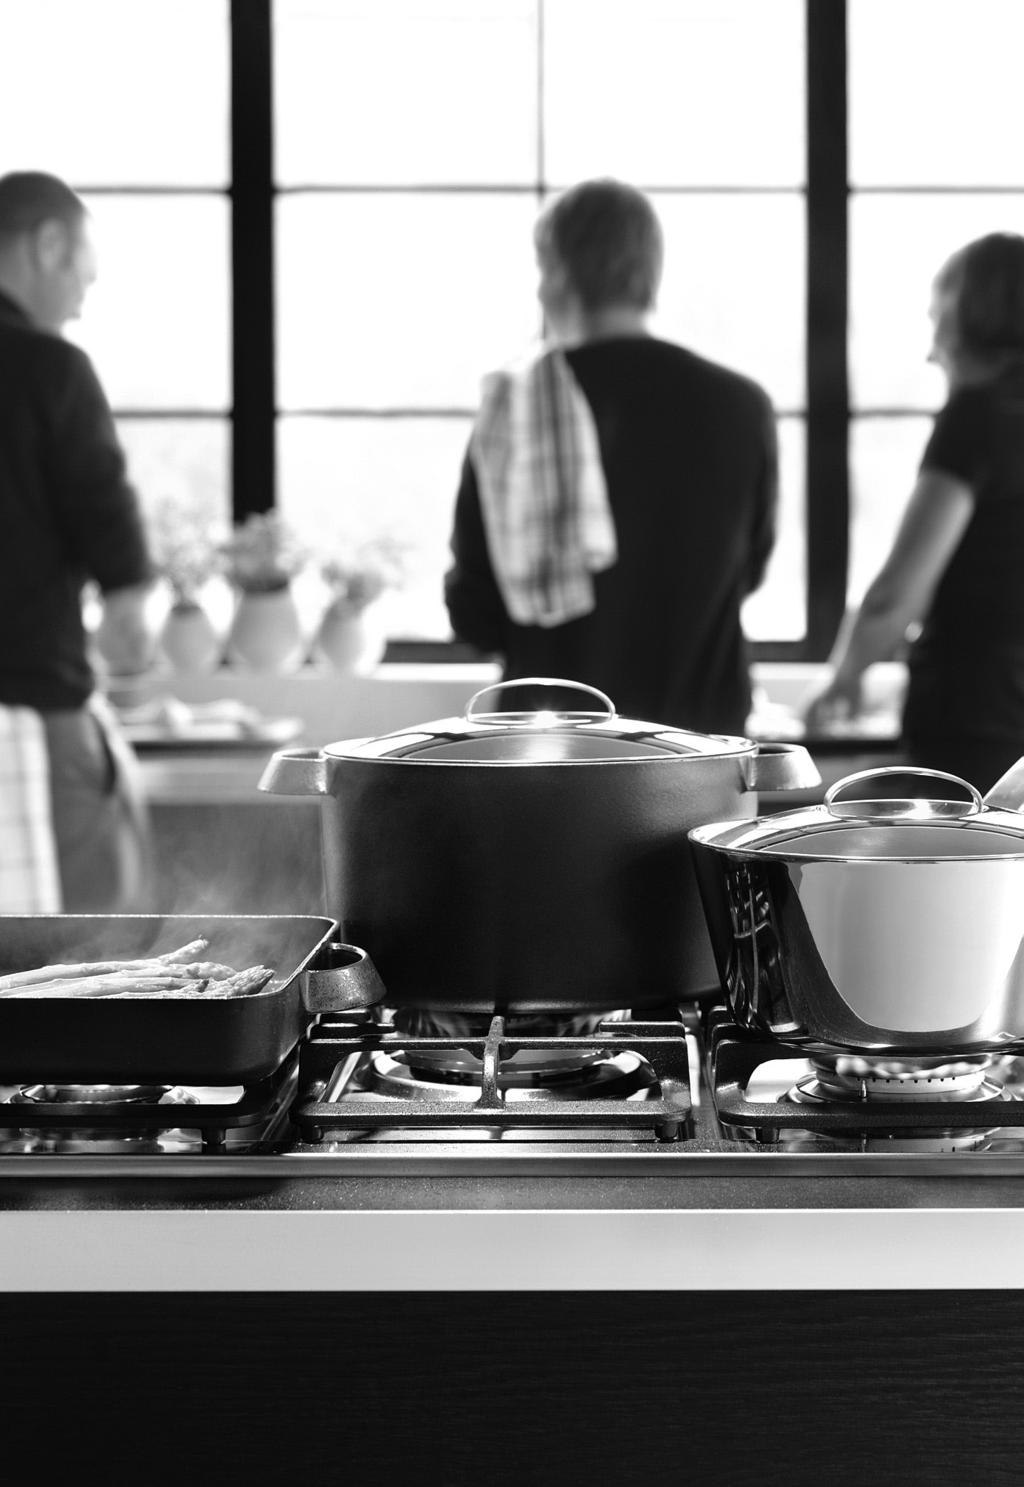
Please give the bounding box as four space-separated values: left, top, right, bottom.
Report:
805 232 1024 792
0 171 155 909
444 178 778 737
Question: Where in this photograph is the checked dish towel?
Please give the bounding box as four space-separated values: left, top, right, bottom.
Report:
469 344 617 627
0 703 61 911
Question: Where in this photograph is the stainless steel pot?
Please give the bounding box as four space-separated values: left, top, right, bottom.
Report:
688 761 1024 1055
258 677 819 1017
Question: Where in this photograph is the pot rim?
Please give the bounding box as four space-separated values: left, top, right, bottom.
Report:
689 813 1024 863
322 731 754 765
319 675 760 763
689 763 1024 863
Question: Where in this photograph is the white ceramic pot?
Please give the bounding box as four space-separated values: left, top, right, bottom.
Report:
159 600 222 673
226 587 306 672
313 598 387 674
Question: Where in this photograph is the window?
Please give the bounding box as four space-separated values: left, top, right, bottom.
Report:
273 0 806 643
847 0 1024 607
0 0 231 543
9 1 1016 660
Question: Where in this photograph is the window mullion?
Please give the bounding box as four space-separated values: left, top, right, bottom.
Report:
230 0 276 522
805 0 849 658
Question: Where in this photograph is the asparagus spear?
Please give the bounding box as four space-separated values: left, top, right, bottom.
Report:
1 974 209 999
79 967 274 998
0 939 211 992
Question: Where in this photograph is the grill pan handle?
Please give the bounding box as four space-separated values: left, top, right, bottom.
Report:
303 943 387 1013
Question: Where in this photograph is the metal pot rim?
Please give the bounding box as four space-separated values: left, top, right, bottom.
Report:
689 810 1024 863
319 675 756 763
322 728 752 764
690 763 1024 862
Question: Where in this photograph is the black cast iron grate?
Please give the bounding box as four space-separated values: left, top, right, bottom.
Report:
293 1014 693 1142
0 1049 299 1153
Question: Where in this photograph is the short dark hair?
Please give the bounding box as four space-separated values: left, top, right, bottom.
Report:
0 171 86 243
935 232 1024 361
534 178 663 312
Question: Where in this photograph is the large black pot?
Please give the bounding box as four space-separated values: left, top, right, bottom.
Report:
258 679 819 1016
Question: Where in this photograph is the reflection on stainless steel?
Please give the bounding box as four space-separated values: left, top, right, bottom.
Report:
690 763 1024 1053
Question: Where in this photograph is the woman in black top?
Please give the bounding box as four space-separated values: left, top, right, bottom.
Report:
806 232 1024 792
444 179 778 737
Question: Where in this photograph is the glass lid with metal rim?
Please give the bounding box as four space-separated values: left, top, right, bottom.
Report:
689 766 1024 861
323 678 754 764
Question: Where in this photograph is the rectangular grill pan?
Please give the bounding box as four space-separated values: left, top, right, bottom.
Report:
0 914 342 1084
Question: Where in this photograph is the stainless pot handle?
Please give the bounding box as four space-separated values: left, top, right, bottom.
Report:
744 742 821 793
824 766 983 820
465 677 616 723
258 747 328 796
303 942 388 1013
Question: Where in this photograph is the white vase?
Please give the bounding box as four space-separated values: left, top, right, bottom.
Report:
313 598 387 674
159 600 222 673
226 586 306 672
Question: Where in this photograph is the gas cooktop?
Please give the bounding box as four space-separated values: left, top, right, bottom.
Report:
3 1004 1024 1177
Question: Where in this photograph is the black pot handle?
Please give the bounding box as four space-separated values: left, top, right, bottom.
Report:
303 943 388 1012
745 742 821 793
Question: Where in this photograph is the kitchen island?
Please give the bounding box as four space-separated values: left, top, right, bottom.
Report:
1 1171 1022 1483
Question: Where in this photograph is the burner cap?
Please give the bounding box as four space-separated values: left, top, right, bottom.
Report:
788 1053 1005 1107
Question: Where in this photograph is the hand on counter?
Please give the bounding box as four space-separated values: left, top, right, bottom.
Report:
800 674 865 735
747 687 899 745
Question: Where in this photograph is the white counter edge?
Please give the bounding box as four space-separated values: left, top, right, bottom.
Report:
2 1206 1021 1291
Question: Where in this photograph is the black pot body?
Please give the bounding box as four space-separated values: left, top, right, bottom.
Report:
319 754 760 1015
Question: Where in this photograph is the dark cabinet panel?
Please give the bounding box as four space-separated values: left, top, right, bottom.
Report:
0 1290 1019 1482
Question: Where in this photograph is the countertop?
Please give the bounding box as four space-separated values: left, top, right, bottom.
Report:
118 660 908 804
1 1168 1023 1291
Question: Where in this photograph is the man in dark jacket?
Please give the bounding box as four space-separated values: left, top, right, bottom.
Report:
445 178 777 736
0 171 154 909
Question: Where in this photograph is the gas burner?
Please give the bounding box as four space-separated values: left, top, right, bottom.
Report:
787 1053 1011 1108
12 1083 196 1107
2 1082 200 1155
388 1007 624 1080
367 1048 657 1103
707 1020 1024 1143
293 1013 692 1141
0 1055 300 1156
